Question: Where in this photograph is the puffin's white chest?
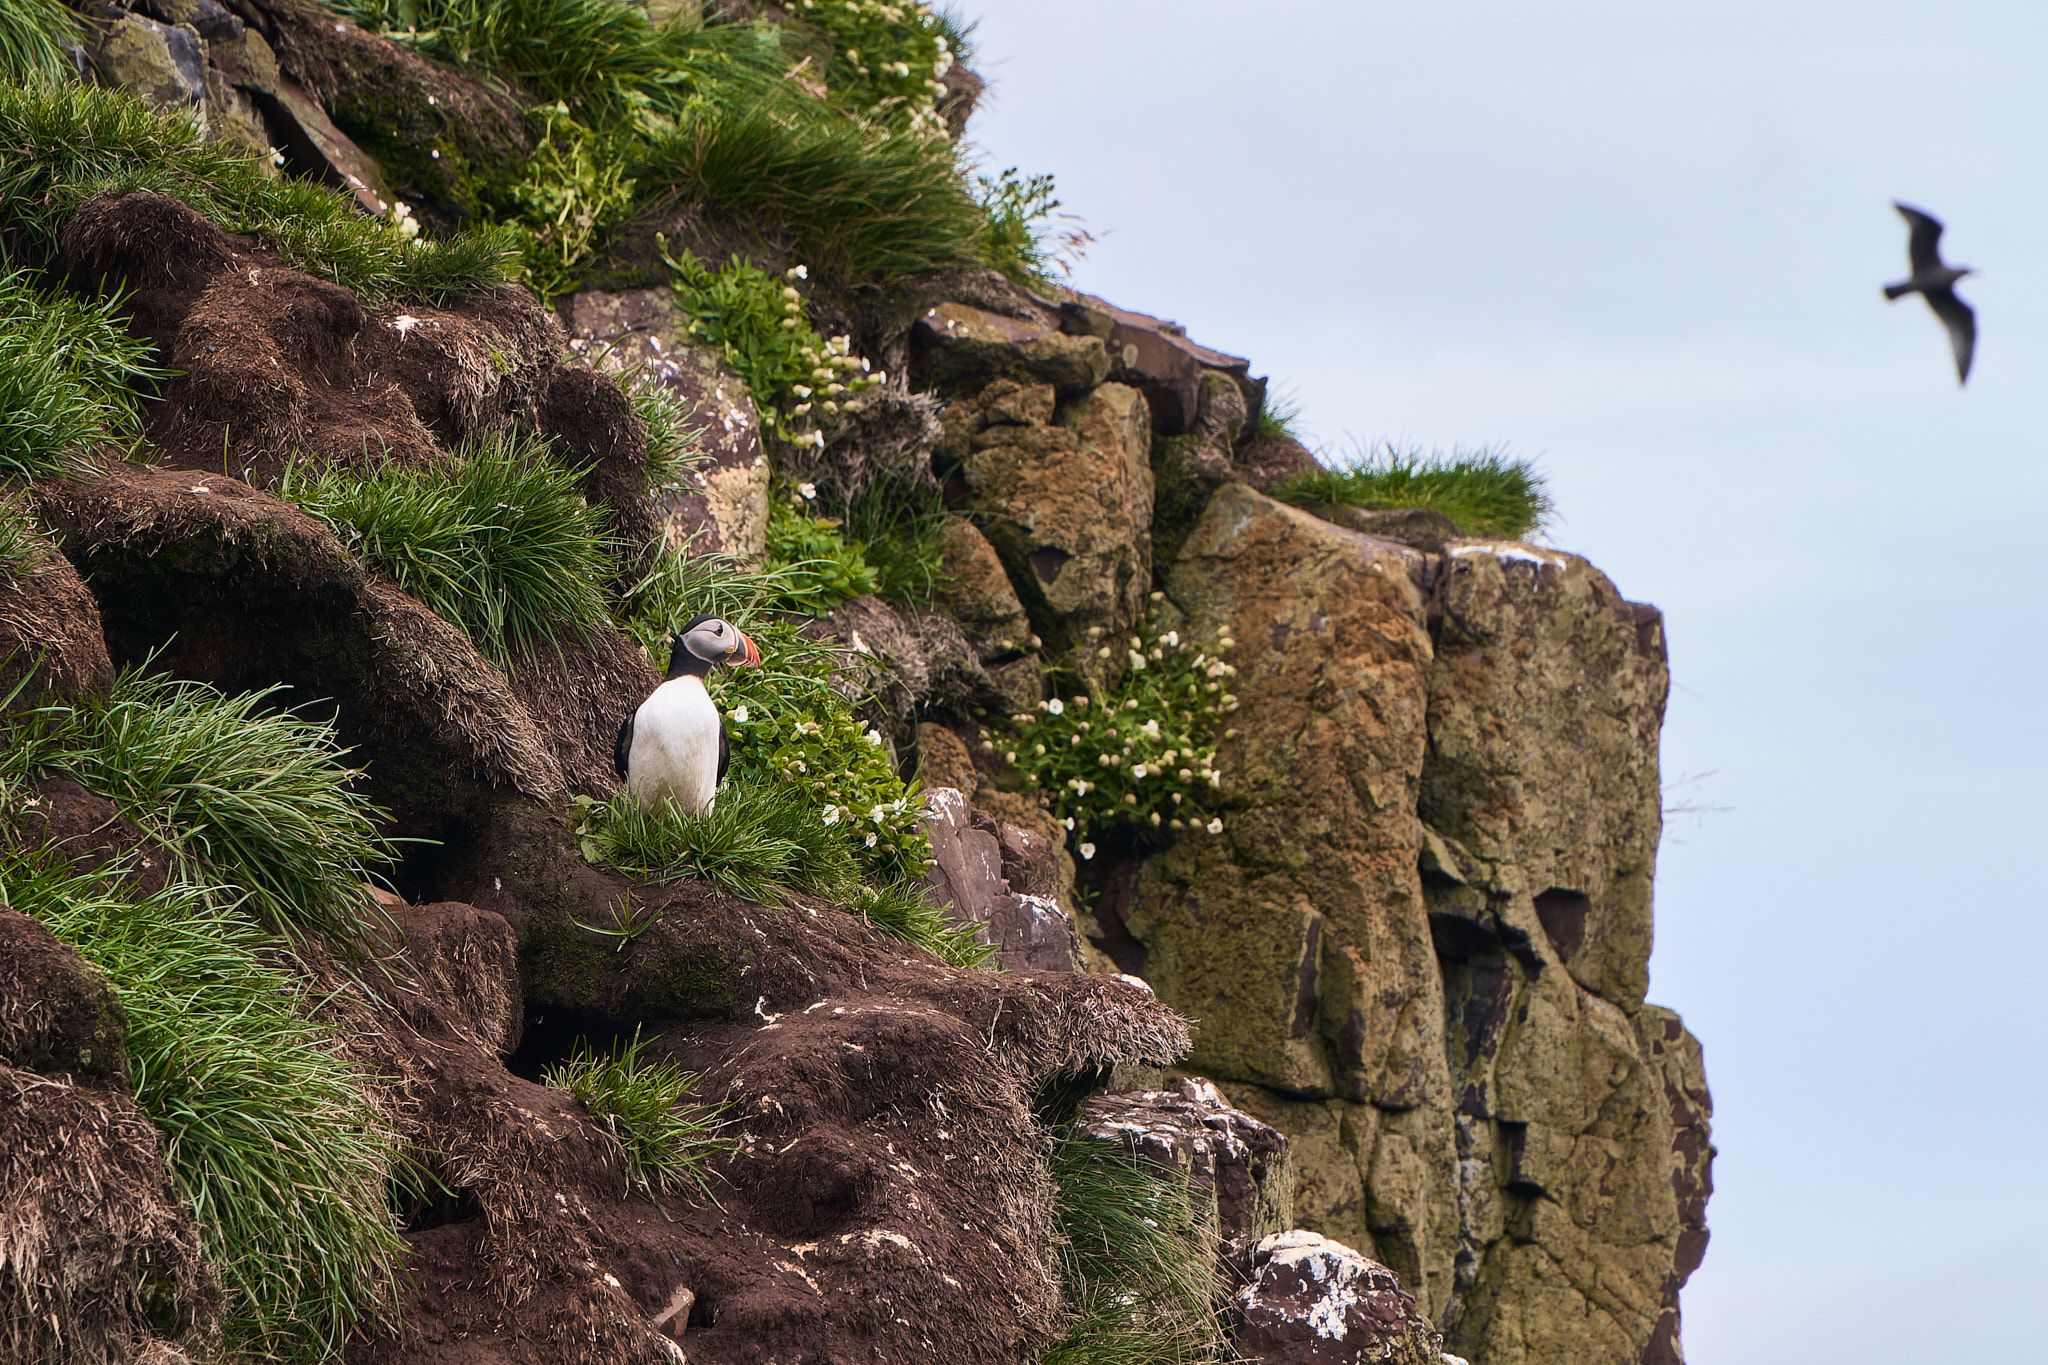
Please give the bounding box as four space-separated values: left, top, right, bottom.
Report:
626 676 722 812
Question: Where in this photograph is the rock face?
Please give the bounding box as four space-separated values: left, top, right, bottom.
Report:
920 787 1082 973
1074 1077 1294 1248
1109 486 1712 1361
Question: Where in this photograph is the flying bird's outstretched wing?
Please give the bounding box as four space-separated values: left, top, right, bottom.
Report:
1894 202 1945 273
1924 285 1976 385
614 712 635 781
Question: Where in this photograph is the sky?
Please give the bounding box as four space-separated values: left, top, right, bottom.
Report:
957 3 2048 1360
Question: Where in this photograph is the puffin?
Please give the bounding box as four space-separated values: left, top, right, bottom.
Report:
615 614 761 812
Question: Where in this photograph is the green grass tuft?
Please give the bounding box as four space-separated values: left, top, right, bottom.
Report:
0 271 172 480
0 0 82 85
764 492 878 615
639 100 984 285
1250 385 1305 445
574 776 859 906
11 668 394 943
544 1027 731 1195
279 434 616 669
849 877 992 970
1274 444 1554 540
0 856 405 1362
0 488 51 580
1045 1133 1226 1365
0 83 521 305
827 472 949 609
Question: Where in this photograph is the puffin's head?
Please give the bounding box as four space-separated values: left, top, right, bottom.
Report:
669 615 761 677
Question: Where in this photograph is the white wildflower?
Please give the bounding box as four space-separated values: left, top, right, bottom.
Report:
793 384 812 398
1140 719 1160 738
1162 630 1180 648
1045 698 1065 716
865 832 878 848
1079 842 1097 861
733 705 750 723
787 264 809 280
865 729 883 745
1132 764 1149 779
798 482 818 500
1127 651 1147 671
1205 818 1224 835
822 805 841 826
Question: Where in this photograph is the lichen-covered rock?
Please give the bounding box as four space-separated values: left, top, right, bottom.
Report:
1129 484 1445 1114
912 300 1111 395
1075 1077 1294 1247
1635 1005 1714 1365
1231 1231 1445 1365
943 379 1153 693
92 13 208 125
566 287 772 561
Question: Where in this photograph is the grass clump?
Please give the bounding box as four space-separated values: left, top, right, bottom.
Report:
0 489 51 580
974 166 1091 291
11 668 394 943
1000 616 1235 862
507 102 639 304
641 103 984 285
1250 385 1305 445
660 246 883 448
764 488 878 614
1045 1133 1225 1364
1275 444 1554 541
0 271 172 480
543 1028 730 1195
824 471 949 609
0 0 82 85
0 83 521 304
279 434 615 669
0 856 404 1362
573 775 859 906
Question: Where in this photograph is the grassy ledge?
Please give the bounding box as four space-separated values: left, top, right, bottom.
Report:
543 1028 732 1196
1274 444 1554 541
0 856 405 1363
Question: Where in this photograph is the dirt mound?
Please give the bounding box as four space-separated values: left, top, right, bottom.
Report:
308 798 1195 1365
31 463 584 826
0 543 114 708
58 192 560 481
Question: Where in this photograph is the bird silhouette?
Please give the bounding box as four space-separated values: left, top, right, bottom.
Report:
1884 202 1976 385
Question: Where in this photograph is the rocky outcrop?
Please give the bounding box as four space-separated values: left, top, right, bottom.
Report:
1094 483 1711 1361
920 786 1082 973
1075 1077 1294 1249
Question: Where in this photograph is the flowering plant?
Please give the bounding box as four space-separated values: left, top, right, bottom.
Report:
994 613 1239 858
795 0 958 136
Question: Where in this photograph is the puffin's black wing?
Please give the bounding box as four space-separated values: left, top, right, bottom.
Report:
717 716 730 784
614 712 635 781
1924 284 1976 384
1895 202 1946 274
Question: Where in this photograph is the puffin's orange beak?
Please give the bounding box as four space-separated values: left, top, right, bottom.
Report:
734 631 761 667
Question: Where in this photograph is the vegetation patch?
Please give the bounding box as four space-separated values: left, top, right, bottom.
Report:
0 489 51 581
1276 443 1554 540
974 165 1091 291
0 0 81 85
1045 1132 1226 1364
823 471 949 609
0 856 403 1363
662 247 883 448
543 1027 730 1195
0 271 170 480
997 616 1236 861
279 433 616 670
10 669 394 943
0 84 521 304
763 485 879 614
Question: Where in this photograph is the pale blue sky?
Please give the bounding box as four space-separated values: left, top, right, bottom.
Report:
959 3 2048 1360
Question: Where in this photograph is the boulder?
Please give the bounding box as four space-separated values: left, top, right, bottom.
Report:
1074 1077 1294 1247
1063 292 1257 436
919 787 1081 973
1231 1231 1445 1365
566 287 771 561
92 13 208 126
911 301 1111 395
943 379 1154 694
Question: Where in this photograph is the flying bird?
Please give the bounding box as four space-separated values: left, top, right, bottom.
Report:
615 615 761 813
1884 202 1976 385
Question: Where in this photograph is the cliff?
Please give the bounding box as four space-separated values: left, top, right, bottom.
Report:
0 3 1710 1362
